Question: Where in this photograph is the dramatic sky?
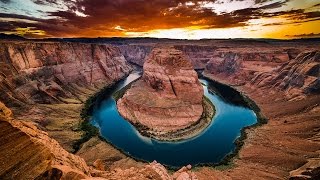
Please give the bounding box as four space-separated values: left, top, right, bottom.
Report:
0 0 319 39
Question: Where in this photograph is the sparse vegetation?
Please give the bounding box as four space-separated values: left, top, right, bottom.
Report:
73 76 131 153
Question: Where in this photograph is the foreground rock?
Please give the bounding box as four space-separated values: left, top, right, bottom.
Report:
0 101 198 179
117 48 204 135
0 102 90 179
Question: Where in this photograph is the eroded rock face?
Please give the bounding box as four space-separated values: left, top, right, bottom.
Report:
0 101 199 180
118 45 153 66
289 158 320 180
251 50 320 99
0 42 132 106
206 52 243 75
0 102 90 179
117 48 204 132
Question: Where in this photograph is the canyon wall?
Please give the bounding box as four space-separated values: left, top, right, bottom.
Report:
117 43 304 74
0 102 91 179
117 48 204 133
0 39 319 179
0 101 197 179
0 41 134 162
174 45 217 69
0 42 132 106
118 45 153 66
251 50 320 99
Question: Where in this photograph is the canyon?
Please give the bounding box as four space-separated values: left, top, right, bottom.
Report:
0 38 319 179
117 47 208 139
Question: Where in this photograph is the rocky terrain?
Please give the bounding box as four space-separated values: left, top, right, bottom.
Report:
0 41 133 152
118 45 153 66
0 102 91 179
117 48 206 137
0 38 319 179
0 41 199 179
0 41 132 106
251 50 320 100
0 101 197 179
200 50 320 179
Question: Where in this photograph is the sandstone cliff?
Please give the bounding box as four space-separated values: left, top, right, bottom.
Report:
174 45 217 69
0 101 91 179
1 39 319 179
0 41 133 156
0 101 198 179
0 42 132 106
118 43 300 71
118 45 153 66
251 50 320 99
117 48 204 133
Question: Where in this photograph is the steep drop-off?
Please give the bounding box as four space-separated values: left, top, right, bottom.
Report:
251 50 320 100
0 42 132 106
0 101 198 179
1 39 319 179
0 102 91 179
0 41 133 157
117 48 204 135
118 45 153 66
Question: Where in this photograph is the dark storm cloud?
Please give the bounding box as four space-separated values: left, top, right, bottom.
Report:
32 0 58 5
45 0 294 30
286 32 320 38
0 0 11 3
259 0 290 9
313 3 320 8
0 12 42 21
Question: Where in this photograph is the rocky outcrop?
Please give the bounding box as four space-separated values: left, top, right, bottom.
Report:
0 102 91 179
251 50 320 99
0 42 132 106
0 101 199 179
206 52 243 75
117 48 204 133
289 158 320 180
174 45 217 69
118 45 153 66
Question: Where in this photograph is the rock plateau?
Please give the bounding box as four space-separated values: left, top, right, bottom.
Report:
117 48 204 134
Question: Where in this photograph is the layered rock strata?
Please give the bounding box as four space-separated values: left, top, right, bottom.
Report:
251 50 320 100
118 45 153 66
117 48 204 133
0 42 132 106
0 102 91 179
0 101 198 179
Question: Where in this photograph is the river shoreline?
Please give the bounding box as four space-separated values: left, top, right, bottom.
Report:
78 72 265 169
123 97 215 141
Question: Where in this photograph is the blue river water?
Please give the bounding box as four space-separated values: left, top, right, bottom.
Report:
91 72 257 167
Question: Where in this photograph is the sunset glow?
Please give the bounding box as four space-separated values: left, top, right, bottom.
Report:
0 0 319 39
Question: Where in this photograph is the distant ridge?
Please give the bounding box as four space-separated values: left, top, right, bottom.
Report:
0 33 319 44
0 33 25 40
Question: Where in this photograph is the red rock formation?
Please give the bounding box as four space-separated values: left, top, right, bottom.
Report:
118 45 153 66
0 102 91 179
117 48 204 132
251 50 320 100
174 45 217 69
0 42 132 106
0 101 199 179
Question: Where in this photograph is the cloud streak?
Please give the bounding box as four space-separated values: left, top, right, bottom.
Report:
0 0 319 38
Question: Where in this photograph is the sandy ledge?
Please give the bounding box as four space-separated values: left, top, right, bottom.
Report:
120 96 215 141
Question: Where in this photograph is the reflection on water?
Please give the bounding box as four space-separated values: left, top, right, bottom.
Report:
91 72 257 167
